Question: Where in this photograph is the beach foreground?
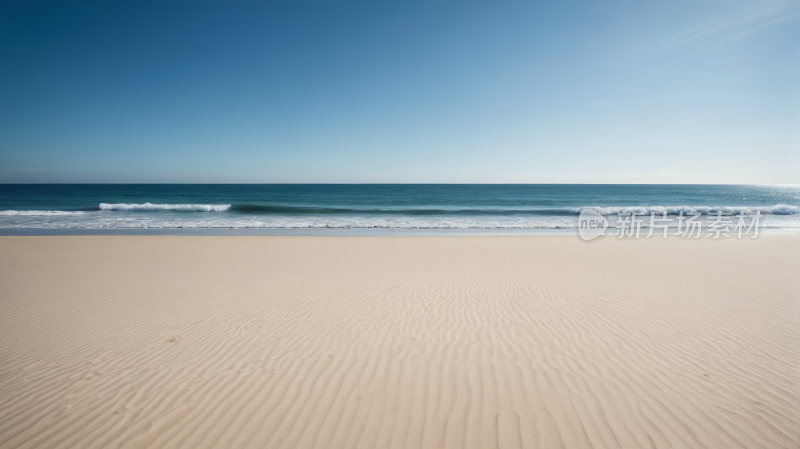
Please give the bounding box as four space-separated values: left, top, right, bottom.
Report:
0 235 797 449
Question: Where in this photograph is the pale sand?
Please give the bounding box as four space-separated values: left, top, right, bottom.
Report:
0 236 798 449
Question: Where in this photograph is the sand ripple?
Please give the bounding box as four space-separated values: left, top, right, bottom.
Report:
0 236 797 448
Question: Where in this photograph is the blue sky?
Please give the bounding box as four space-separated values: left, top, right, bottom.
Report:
0 0 797 183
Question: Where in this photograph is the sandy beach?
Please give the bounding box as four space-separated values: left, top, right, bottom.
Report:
0 235 797 449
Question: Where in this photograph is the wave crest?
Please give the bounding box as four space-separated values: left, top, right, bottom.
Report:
98 203 231 212
0 210 86 216
76 203 800 216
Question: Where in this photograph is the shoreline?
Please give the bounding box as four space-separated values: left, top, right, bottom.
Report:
0 227 797 237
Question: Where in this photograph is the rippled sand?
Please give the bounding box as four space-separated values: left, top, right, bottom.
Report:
0 235 797 448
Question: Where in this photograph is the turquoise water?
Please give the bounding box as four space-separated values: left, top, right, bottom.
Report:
0 184 798 230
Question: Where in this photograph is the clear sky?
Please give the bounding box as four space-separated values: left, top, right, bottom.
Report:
0 0 797 183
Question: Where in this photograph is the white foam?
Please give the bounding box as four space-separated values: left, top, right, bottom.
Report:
578 204 799 216
98 203 231 212
2 204 799 229
1 213 798 230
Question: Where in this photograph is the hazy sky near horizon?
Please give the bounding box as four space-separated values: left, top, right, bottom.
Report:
1 0 797 184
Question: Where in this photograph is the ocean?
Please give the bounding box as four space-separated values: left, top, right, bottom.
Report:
1 184 798 233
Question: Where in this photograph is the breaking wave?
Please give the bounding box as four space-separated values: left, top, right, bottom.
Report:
0 211 86 216
91 203 800 216
97 203 231 212
5 204 797 219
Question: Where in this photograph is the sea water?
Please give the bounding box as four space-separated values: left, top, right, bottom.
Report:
0 184 798 232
